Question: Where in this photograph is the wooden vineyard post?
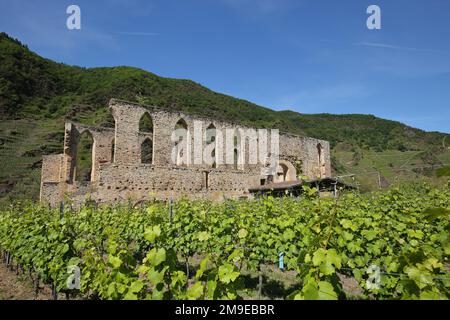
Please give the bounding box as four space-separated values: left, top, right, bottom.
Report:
59 201 64 218
35 274 40 298
258 266 263 299
185 257 190 289
52 282 58 300
377 171 382 189
169 197 173 224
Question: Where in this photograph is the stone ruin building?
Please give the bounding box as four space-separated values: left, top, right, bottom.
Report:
40 99 331 207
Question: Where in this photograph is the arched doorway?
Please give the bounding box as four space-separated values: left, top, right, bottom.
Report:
274 160 297 183
75 130 94 182
276 163 289 182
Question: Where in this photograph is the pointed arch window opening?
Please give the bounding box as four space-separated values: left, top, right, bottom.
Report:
174 118 190 166
75 130 94 182
206 123 217 168
317 143 324 178
233 130 244 171
141 138 153 164
139 112 154 164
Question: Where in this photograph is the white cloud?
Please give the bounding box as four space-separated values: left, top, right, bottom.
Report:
357 42 437 53
116 31 160 36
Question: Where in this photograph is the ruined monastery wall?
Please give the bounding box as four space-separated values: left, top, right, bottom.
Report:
40 98 332 207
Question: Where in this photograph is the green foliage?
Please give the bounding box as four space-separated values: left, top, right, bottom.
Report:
0 184 448 300
436 166 450 177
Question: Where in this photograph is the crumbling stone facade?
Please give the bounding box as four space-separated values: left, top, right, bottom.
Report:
40 99 331 207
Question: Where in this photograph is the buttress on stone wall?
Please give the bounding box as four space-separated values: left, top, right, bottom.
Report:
40 99 331 207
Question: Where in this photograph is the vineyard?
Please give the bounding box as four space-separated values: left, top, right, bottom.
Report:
0 184 449 300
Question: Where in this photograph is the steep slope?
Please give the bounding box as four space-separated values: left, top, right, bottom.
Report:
0 32 449 202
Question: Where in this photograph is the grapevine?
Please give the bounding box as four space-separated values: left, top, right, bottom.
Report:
0 183 448 300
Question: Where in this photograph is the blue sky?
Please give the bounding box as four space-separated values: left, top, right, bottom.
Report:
1 0 449 133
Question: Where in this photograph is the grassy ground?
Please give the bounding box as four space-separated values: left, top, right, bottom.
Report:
0 118 64 205
333 146 449 191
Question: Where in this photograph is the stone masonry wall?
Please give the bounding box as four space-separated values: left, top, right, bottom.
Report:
279 134 331 179
62 122 115 183
79 164 259 205
40 98 332 206
40 154 64 206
